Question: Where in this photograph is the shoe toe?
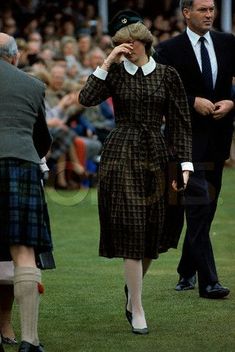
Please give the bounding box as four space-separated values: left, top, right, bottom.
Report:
200 283 230 299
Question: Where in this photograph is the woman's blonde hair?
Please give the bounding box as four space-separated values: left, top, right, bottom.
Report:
112 22 154 57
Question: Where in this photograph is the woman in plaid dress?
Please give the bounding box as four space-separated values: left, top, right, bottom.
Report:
0 33 52 352
79 10 193 335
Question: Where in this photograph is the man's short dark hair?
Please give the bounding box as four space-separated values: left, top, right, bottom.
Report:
179 0 194 11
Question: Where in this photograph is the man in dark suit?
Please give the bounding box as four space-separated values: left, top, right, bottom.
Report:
0 32 52 352
155 0 235 299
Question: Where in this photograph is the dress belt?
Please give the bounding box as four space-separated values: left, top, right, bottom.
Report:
116 122 166 170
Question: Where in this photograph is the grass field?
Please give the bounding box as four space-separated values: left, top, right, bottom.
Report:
7 168 235 352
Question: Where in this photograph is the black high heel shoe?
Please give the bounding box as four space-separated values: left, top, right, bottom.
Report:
132 326 149 335
124 285 132 325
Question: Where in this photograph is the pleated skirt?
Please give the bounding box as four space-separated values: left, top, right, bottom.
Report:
0 158 52 261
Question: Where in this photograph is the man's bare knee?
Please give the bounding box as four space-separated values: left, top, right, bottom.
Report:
10 245 36 267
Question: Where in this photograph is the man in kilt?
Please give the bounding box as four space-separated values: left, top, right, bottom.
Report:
0 32 52 352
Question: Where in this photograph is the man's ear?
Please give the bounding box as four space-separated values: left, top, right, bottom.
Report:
183 8 190 20
12 51 20 66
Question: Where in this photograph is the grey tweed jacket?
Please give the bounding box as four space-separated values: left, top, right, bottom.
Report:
0 59 51 163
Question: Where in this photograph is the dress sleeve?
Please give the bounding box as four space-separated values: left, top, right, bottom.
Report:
79 73 112 107
164 66 192 163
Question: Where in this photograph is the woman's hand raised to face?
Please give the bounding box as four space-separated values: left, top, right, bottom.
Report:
101 43 134 70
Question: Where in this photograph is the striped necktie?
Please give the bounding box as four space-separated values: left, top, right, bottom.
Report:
199 36 213 97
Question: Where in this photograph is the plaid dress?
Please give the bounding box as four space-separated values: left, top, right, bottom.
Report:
0 159 52 261
79 62 192 259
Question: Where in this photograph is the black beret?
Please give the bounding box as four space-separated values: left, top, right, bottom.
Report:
108 10 143 37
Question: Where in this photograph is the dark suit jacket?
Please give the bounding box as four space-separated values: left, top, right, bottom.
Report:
0 59 51 163
155 31 235 162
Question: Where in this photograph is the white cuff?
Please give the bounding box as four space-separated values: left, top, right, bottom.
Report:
93 67 108 80
40 157 49 173
181 162 194 172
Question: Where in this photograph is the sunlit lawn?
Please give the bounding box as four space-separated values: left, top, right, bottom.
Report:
7 168 235 352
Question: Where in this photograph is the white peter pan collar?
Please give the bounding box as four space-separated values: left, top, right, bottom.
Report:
123 56 156 76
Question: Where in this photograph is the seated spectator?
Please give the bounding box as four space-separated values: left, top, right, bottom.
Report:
17 39 42 68
58 15 77 37
31 67 86 189
1 17 19 37
81 100 115 144
98 34 113 56
45 93 86 189
59 36 85 81
77 33 93 74
27 31 43 45
67 107 102 163
43 64 102 187
58 80 102 177
37 44 57 67
88 46 106 71
45 64 68 107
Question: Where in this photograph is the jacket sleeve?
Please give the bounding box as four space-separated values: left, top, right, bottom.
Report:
154 45 196 111
164 66 192 163
33 97 52 158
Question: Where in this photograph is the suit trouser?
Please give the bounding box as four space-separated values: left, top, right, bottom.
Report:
177 161 224 292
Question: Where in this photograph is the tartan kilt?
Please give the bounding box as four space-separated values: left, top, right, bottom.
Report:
0 158 53 261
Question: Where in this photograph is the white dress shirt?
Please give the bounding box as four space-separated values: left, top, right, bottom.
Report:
186 27 218 88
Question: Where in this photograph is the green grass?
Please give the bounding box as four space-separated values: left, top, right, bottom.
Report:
7 168 235 352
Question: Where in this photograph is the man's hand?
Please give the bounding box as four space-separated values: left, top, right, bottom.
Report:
194 97 215 115
213 100 234 120
194 98 234 120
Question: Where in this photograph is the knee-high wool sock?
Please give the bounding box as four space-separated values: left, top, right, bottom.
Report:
14 267 41 346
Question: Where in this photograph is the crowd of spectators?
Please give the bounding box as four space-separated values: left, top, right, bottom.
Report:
0 0 234 188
